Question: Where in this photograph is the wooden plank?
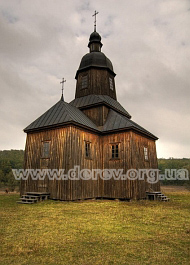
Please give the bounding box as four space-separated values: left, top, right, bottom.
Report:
21 124 160 200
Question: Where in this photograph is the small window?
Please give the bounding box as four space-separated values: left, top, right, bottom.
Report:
82 75 88 89
85 141 91 158
144 147 148 161
109 77 113 90
111 144 119 159
42 141 50 158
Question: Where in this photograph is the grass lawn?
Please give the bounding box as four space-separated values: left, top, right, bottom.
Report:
0 187 190 265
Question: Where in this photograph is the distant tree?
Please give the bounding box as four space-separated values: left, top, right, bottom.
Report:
0 169 5 188
158 158 190 186
0 169 9 186
6 171 19 191
0 150 24 189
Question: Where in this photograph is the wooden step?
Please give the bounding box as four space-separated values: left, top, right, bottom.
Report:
17 201 35 204
22 195 40 200
17 198 38 203
146 191 170 202
17 192 50 204
161 197 170 201
26 192 50 200
22 198 38 202
157 196 167 199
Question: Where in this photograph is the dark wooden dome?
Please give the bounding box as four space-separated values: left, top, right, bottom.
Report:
78 52 114 73
88 31 102 47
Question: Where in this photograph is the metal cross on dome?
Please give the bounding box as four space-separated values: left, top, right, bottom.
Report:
60 78 66 101
92 10 99 32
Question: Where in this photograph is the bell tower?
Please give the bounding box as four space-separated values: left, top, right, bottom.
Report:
75 26 117 100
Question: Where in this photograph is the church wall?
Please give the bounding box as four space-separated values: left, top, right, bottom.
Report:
64 126 102 200
22 127 73 199
82 105 109 126
101 131 159 200
101 132 129 199
21 126 102 200
75 69 116 99
21 126 159 200
130 131 160 199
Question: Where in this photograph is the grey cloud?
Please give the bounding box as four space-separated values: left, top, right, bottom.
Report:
0 0 189 158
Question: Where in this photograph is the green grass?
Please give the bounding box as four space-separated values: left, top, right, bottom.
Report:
0 190 190 265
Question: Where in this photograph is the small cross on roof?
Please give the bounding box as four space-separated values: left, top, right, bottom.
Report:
60 78 66 101
92 10 99 32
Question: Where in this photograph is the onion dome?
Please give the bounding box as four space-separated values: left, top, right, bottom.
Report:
88 31 103 49
78 52 114 72
75 31 115 78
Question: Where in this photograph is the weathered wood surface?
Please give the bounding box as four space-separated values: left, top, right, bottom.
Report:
83 106 109 127
75 69 116 100
21 126 160 201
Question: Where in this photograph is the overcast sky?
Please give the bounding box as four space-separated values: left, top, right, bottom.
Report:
0 0 189 158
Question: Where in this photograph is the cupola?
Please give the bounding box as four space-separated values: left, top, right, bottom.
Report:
75 30 117 100
88 31 103 52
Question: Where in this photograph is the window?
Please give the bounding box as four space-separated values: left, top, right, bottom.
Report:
85 141 91 158
42 141 50 158
109 77 113 90
82 75 88 89
111 144 119 159
144 147 148 161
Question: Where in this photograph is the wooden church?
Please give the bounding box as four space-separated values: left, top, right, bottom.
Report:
21 22 160 200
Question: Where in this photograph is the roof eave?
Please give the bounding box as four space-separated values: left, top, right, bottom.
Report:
24 121 100 134
101 126 158 140
24 122 158 141
75 65 116 79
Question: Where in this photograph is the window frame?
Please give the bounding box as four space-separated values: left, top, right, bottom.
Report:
85 141 91 159
41 141 50 159
144 147 149 161
109 77 114 90
81 75 88 89
111 143 119 159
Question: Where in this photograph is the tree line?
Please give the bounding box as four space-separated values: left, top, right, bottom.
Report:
0 150 189 191
158 157 190 186
0 150 24 191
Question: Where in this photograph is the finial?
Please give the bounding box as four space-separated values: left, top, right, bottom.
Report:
60 78 66 101
92 10 99 32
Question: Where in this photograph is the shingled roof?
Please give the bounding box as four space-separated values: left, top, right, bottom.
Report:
70 94 131 118
24 99 99 133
